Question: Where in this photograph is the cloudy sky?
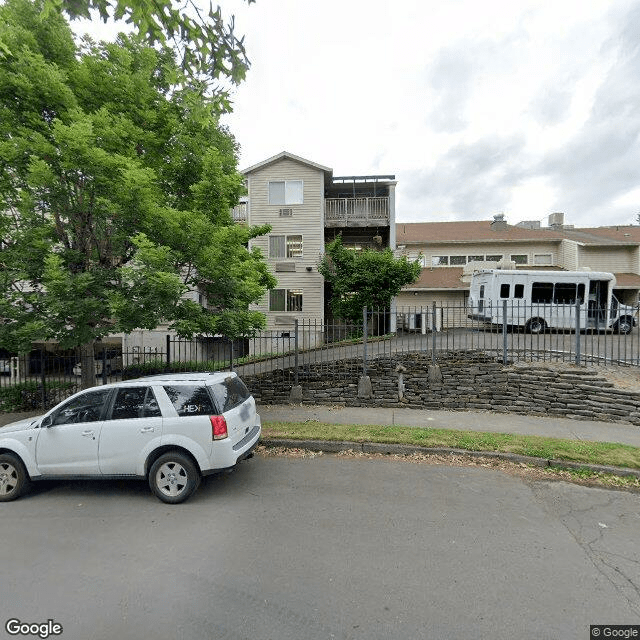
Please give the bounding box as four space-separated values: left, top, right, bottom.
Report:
78 0 640 228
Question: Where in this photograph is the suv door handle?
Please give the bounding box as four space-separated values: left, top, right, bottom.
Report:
82 430 94 437
140 427 154 433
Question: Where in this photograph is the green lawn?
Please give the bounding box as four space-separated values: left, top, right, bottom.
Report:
262 421 640 471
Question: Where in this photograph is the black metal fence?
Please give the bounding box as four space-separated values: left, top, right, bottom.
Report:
1 302 639 411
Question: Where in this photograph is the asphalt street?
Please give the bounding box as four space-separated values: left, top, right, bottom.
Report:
1 453 639 640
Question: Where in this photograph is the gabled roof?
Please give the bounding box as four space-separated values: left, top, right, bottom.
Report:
241 151 332 179
396 221 565 245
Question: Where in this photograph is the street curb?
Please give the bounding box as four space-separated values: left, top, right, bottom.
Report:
259 438 640 480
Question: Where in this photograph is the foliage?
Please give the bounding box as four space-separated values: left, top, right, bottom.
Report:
318 237 421 323
0 380 76 411
0 0 255 105
0 0 276 358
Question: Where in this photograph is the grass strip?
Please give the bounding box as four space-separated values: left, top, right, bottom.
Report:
262 421 640 471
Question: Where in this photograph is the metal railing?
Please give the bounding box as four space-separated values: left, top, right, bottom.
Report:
324 197 390 225
2 302 639 410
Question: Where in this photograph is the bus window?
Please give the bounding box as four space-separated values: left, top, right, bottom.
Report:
577 283 585 303
532 282 553 303
553 282 577 304
500 284 510 298
514 284 524 298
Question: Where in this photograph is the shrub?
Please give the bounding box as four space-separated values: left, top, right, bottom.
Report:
0 381 78 412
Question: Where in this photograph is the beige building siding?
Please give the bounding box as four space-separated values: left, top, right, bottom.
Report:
577 246 636 273
559 239 579 270
396 290 467 329
403 241 561 267
246 157 325 328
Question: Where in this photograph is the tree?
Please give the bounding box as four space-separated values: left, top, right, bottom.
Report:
0 0 275 388
0 0 254 106
318 237 421 324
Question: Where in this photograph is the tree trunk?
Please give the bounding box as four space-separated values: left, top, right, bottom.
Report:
79 340 96 390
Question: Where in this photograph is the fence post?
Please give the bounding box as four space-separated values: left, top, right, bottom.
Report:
362 305 368 377
575 300 581 365
294 319 299 386
101 347 107 385
502 300 508 364
166 334 171 367
230 337 234 372
431 301 437 365
40 347 46 409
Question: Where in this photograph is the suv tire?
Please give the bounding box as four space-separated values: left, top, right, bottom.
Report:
149 452 201 504
0 453 30 502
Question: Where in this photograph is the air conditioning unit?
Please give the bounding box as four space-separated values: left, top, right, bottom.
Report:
279 208 293 217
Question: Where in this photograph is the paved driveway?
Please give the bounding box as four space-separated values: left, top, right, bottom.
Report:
1 454 639 640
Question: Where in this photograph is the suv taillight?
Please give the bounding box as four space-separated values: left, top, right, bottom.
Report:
210 415 228 440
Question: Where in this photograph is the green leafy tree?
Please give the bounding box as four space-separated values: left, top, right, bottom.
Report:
319 237 421 324
0 0 255 106
0 0 275 387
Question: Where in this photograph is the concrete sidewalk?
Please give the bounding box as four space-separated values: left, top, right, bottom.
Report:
3 404 640 448
258 404 640 447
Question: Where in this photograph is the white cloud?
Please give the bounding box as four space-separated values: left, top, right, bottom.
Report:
71 0 640 228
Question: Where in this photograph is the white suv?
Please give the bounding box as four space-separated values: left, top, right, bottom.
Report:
0 372 261 504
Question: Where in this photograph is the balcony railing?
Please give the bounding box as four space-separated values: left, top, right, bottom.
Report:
324 197 390 227
231 202 247 223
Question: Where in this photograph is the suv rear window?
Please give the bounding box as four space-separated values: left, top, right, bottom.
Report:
211 376 251 413
163 385 215 416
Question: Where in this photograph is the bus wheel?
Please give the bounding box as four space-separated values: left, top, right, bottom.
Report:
615 317 633 335
526 318 547 334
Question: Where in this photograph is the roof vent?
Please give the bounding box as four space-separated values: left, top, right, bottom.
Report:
491 213 507 230
549 212 564 228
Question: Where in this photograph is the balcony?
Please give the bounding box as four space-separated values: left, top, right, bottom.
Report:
324 197 390 227
231 201 247 223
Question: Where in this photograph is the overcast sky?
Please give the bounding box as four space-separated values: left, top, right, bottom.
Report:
77 0 640 228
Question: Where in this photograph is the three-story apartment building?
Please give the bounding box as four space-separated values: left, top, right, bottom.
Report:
240 151 396 343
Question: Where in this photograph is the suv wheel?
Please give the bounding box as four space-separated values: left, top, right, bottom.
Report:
0 453 30 502
149 452 200 504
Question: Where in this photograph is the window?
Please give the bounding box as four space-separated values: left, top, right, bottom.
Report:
431 256 449 266
534 254 553 265
553 283 577 304
163 386 215 416
531 282 553 303
468 255 484 263
500 284 510 298
486 254 503 262
511 254 528 265
450 256 466 265
479 285 485 298
514 284 524 298
51 389 111 425
211 377 251 413
109 387 161 420
268 180 303 205
269 289 303 312
269 235 302 258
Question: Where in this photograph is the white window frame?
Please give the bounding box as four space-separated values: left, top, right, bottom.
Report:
533 253 553 265
269 288 303 312
268 180 303 205
431 255 449 266
269 234 303 259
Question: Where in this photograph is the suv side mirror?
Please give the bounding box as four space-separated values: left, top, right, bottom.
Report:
41 415 53 428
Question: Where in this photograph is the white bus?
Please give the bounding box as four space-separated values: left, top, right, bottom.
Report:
468 269 638 334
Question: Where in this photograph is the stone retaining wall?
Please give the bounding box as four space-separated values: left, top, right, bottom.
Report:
243 351 640 426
